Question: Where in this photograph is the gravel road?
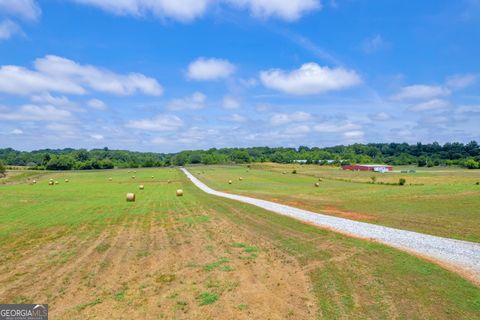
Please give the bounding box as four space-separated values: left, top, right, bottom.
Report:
182 168 480 281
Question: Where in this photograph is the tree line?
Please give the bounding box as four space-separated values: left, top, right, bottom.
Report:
0 141 479 171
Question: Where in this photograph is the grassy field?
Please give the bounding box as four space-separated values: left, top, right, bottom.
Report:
190 163 480 242
0 168 479 319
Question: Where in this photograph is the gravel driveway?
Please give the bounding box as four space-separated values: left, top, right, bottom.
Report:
182 168 480 282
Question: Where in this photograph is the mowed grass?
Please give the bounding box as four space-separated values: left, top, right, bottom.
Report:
191 164 480 242
0 168 479 319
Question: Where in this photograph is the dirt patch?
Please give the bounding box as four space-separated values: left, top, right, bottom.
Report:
321 206 378 221
0 206 316 319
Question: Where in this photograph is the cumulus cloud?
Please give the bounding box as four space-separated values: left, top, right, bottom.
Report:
167 92 206 110
126 114 184 131
187 58 235 81
0 104 72 121
0 20 23 41
0 55 163 96
284 124 310 135
224 113 246 123
455 105 480 114
72 0 209 22
260 63 361 95
446 74 477 89
87 98 107 110
369 112 391 121
227 0 320 21
31 93 79 109
344 130 364 139
270 111 311 125
72 0 320 22
222 96 240 109
0 0 41 21
90 133 104 140
313 120 360 133
391 85 450 101
409 99 449 112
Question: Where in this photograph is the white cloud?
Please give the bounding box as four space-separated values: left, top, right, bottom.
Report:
222 96 240 109
227 0 320 21
31 93 76 107
420 115 448 124
0 55 163 96
455 105 480 114
126 114 184 131
409 99 449 112
187 57 235 81
46 123 75 132
344 130 364 139
369 112 390 121
0 104 72 121
73 0 209 22
270 111 311 125
284 124 310 135
0 0 41 21
0 20 23 41
446 74 477 89
313 120 360 133
167 91 206 110
224 113 246 122
260 63 361 95
391 85 450 101
87 98 107 110
72 0 320 22
11 129 23 134
90 133 104 140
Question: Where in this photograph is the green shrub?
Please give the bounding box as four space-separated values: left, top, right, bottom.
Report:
399 178 406 186
370 176 377 183
292 169 297 174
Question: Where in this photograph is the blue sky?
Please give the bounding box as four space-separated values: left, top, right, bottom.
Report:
0 0 479 152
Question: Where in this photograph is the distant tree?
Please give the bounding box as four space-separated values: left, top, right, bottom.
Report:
417 157 428 167
46 156 74 170
399 178 406 186
0 161 5 177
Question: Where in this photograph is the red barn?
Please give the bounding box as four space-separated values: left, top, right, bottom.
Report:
342 164 393 172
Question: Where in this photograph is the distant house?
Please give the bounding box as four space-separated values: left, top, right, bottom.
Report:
293 160 308 164
342 164 393 173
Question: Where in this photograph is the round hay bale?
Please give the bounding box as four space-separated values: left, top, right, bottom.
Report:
314 182 320 187
126 193 135 202
65 179 69 183
228 180 232 184
318 178 323 182
32 180 37 184
151 176 154 179
283 171 287 174
133 170 137 173
48 181 54 185
139 185 144 190
168 180 172 184
132 176 136 179
109 177 112 181
54 181 59 185
239 177 243 181
176 189 184 197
